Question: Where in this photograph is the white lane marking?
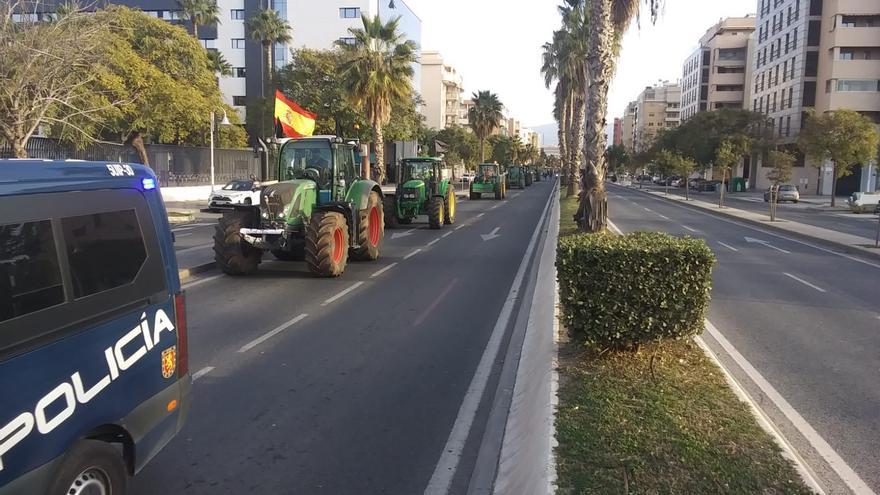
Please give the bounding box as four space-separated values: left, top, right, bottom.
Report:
490 204 500 210
745 236 792 254
657 214 670 220
441 231 453 238
718 241 739 252
783 272 827 293
455 225 466 230
238 313 309 353
476 213 485 218
176 243 213 254
391 228 417 240
607 219 623 235
704 320 875 494
424 183 556 495
174 232 193 238
682 225 698 233
643 207 653 212
404 249 421 260
321 281 365 306
610 184 880 270
172 222 215 232
370 263 398 278
480 227 501 242
192 366 215 382
426 238 440 247
182 273 224 290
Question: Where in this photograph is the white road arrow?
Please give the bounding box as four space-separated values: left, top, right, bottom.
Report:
391 228 416 240
744 236 791 254
481 227 501 242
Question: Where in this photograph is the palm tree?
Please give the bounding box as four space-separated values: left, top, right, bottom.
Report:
336 14 417 183
206 50 232 77
576 0 661 232
467 91 504 162
246 8 292 97
177 0 221 40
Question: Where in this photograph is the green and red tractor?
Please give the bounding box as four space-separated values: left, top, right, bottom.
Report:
384 157 456 229
469 163 507 200
213 136 384 278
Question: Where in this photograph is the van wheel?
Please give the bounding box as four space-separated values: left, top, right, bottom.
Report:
214 212 262 275
48 440 127 495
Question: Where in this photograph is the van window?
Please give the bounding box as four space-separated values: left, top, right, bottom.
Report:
0 220 64 323
61 209 147 299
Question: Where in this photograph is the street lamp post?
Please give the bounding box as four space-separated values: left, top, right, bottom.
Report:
209 109 231 191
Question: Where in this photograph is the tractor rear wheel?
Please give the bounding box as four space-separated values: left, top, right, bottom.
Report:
214 211 262 275
428 196 445 229
352 191 383 261
495 184 503 200
383 195 400 229
445 188 456 225
469 190 480 200
305 211 349 277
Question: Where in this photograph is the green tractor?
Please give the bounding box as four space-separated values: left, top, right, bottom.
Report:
213 136 384 278
524 166 534 186
384 157 456 229
469 163 507 200
507 165 526 189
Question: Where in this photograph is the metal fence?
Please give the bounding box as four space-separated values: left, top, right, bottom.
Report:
0 137 261 187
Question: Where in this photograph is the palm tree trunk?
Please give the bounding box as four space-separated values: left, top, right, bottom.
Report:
576 0 614 233
568 93 585 198
480 137 485 162
558 96 569 192
193 21 199 40
830 161 838 207
264 42 274 97
374 120 386 183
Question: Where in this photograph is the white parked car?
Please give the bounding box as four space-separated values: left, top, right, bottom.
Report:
208 179 261 210
848 191 880 213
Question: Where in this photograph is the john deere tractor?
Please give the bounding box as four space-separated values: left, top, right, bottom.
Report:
507 165 526 189
213 136 384 278
469 163 507 200
384 157 456 229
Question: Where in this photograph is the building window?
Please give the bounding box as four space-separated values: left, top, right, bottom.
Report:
717 85 744 92
231 38 246 49
232 96 246 106
785 116 791 136
338 37 356 45
231 9 245 20
340 7 361 18
234 67 246 78
788 87 793 108
835 79 880 92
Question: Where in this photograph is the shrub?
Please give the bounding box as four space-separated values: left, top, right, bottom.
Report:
557 231 715 349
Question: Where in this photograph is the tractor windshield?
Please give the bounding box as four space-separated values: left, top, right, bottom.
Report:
280 145 333 189
404 162 435 181
478 165 497 178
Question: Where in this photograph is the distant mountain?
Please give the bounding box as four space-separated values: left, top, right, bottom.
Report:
526 123 558 147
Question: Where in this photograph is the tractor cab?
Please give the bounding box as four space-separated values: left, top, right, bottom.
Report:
469 163 507 200
277 136 359 211
507 165 525 189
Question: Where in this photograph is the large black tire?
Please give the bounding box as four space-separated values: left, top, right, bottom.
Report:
383 195 400 229
398 217 413 225
305 211 349 277
470 190 480 200
352 191 383 261
214 211 262 275
46 440 128 495
495 184 503 200
428 196 445 229
445 188 456 225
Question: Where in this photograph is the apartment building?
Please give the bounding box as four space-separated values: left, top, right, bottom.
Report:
621 101 637 152
459 99 475 127
750 0 878 193
520 128 541 149
612 118 623 146
420 51 465 130
681 16 756 122
632 82 681 153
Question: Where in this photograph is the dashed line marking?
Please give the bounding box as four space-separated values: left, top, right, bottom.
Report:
643 207 653 212
490 204 500 210
426 238 439 247
238 313 309 353
455 225 465 230
182 274 224 290
682 225 698 233
175 232 193 238
442 231 453 238
370 263 398 278
476 213 485 218
176 243 213 254
718 241 739 252
322 281 365 306
404 249 421 260
783 272 827 293
192 366 215 382
657 214 670 220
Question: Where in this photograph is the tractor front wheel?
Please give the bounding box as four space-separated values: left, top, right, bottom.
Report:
428 196 445 229
445 189 456 225
352 191 383 261
305 211 349 277
214 211 262 275
383 195 400 229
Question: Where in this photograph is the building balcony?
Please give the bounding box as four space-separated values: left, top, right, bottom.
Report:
830 26 880 48
712 72 746 85
829 60 880 80
828 92 880 112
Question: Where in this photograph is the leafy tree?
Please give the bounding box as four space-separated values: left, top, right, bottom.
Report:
765 150 795 185
714 135 751 208
605 144 629 175
488 135 517 165
246 8 292 98
336 14 417 183
523 143 540 164
207 49 233 77
383 93 425 144
422 124 480 169
798 109 880 206
468 90 504 162
177 0 220 40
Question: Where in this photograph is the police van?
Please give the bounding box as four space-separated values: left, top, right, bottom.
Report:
0 160 190 494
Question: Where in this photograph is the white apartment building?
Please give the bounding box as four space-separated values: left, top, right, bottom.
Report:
420 51 465 130
632 82 681 152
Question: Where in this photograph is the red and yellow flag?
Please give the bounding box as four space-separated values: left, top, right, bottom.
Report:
274 90 317 138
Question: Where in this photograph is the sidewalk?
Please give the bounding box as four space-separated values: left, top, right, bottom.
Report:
623 185 880 259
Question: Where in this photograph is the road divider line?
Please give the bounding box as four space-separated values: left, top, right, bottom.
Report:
607 219 623 235
657 214 670 220
176 243 213 254
476 213 485 218
682 225 698 233
322 281 365 306
175 232 193 238
441 231 453 238
370 263 398 278
238 313 308 353
413 278 458 327
644 207 653 212
718 241 739 252
426 238 440 247
182 273 224 290
455 225 465 230
404 249 421 260
704 320 873 494
424 184 556 495
192 366 215 382
783 272 827 293
490 204 500 210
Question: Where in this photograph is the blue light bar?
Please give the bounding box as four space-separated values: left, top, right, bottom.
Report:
142 177 157 190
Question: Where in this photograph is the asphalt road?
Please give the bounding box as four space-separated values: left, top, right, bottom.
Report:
608 183 880 494
634 184 879 240
131 182 555 494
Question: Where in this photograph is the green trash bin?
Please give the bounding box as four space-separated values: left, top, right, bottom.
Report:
730 177 746 193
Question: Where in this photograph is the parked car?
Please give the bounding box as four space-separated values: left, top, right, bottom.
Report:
848 191 880 213
763 184 800 203
688 178 705 189
208 179 261 210
695 180 721 192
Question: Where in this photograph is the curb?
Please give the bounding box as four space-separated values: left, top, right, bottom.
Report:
622 186 880 262
178 261 216 282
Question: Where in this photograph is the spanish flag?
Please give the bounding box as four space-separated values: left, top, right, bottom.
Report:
274 90 317 138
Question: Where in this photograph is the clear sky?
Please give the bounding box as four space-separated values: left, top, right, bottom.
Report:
404 0 756 137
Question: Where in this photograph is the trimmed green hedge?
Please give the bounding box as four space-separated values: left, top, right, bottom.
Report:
557 232 715 349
